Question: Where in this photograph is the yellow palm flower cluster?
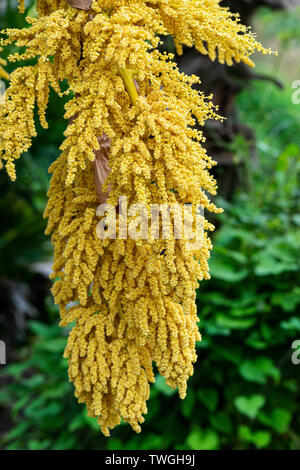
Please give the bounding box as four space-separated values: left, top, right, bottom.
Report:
1 0 268 435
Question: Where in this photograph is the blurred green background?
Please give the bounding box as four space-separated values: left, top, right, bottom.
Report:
0 0 299 450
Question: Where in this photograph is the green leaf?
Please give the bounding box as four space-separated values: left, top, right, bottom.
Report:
214 246 248 265
267 238 298 263
238 425 253 442
27 3 38 18
280 317 300 331
4 362 28 379
245 332 268 350
42 382 71 399
229 305 259 317
210 412 233 434
271 408 292 434
29 321 59 339
5 422 30 441
13 395 30 413
272 287 300 312
154 375 176 396
28 439 51 450
52 433 77 450
239 357 280 384
234 395 266 419
140 434 164 450
23 374 45 389
254 253 297 276
0 390 10 405
253 430 272 448
216 314 256 330
210 255 248 282
197 389 218 412
68 412 86 432
186 429 219 450
213 343 243 364
238 425 271 449
35 337 66 353
107 438 125 451
181 389 196 418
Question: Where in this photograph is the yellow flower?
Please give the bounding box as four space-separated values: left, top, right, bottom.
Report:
1 0 270 435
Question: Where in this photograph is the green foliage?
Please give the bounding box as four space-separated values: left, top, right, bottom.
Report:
0 307 107 450
258 6 300 47
0 155 50 278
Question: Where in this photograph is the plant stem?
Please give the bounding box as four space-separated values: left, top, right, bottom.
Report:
119 68 139 105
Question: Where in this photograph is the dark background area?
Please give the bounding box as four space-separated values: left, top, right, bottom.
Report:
0 0 300 450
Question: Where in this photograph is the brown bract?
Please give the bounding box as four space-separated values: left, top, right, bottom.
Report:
93 79 139 204
66 0 92 10
93 134 111 204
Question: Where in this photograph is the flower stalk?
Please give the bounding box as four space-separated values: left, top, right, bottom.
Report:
119 68 139 105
